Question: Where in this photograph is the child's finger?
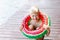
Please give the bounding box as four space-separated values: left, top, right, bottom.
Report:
43 24 50 29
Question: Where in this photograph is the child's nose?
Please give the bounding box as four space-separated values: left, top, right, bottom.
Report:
33 16 37 20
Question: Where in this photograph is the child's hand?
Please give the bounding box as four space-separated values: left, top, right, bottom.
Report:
20 25 23 31
43 24 49 30
43 24 50 36
29 25 34 30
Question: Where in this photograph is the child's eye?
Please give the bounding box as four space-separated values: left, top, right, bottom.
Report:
32 14 38 17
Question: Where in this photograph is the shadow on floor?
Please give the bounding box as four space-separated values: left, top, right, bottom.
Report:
44 39 52 40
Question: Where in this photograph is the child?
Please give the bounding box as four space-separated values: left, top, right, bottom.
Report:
20 6 50 40
28 7 42 30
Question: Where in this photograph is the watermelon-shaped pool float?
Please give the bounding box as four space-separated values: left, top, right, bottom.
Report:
20 12 51 39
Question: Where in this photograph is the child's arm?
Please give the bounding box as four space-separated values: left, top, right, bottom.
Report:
43 24 50 36
46 27 50 36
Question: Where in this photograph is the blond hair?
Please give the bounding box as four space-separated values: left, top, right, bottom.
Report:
29 6 39 14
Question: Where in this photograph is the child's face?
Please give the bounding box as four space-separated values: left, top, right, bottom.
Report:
31 13 39 20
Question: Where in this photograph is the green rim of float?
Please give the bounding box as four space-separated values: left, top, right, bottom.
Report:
48 16 51 26
21 30 48 39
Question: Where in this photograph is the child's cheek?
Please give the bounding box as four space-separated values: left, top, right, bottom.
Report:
33 16 36 20
31 17 34 20
37 16 39 19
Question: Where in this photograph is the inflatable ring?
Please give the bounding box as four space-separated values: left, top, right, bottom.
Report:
21 12 51 39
